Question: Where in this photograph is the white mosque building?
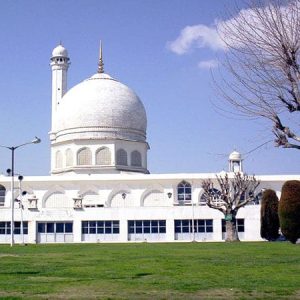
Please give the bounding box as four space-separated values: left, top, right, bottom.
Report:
0 44 298 244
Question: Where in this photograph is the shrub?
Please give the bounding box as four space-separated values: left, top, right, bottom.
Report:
279 180 300 244
260 189 279 241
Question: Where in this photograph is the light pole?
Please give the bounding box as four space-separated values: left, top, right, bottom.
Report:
16 175 26 245
0 137 41 247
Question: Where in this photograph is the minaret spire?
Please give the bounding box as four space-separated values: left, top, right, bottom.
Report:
98 40 104 73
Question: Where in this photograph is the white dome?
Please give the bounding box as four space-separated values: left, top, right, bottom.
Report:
55 72 147 142
229 151 242 161
52 44 68 57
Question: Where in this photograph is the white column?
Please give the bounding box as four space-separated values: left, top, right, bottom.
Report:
119 218 128 242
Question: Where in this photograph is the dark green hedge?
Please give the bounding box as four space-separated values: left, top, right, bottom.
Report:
279 180 300 244
260 189 279 241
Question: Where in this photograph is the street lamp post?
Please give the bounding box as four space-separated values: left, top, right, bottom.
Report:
0 137 41 247
17 175 26 245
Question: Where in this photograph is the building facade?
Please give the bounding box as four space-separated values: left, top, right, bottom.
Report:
0 44 298 244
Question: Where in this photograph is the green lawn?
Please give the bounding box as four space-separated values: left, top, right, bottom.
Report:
0 242 299 299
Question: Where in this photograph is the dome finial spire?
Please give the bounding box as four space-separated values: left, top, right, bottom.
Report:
98 40 104 73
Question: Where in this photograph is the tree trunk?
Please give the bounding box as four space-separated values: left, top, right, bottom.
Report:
225 218 239 242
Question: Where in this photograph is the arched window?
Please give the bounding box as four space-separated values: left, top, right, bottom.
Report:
77 148 92 165
96 147 111 165
116 149 128 166
65 149 73 167
177 181 192 202
131 150 142 167
0 185 6 207
200 188 223 206
55 151 63 169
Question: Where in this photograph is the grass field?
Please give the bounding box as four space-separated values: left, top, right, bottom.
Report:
0 242 299 299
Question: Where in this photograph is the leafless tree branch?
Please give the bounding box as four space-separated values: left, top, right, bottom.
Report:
215 0 300 150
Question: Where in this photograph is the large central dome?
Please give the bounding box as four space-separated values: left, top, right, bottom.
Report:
50 44 149 175
55 72 147 142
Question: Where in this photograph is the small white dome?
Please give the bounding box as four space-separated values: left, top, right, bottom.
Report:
52 44 68 57
229 150 242 161
55 72 147 142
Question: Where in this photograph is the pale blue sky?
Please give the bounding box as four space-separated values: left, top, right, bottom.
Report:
0 0 299 176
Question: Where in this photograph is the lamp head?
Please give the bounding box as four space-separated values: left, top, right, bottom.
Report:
121 192 126 199
18 175 23 181
6 169 11 175
32 136 41 144
167 192 172 199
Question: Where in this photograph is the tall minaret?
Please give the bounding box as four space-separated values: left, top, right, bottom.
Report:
50 43 70 132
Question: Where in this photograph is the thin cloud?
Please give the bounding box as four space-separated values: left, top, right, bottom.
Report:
167 2 292 55
198 59 218 69
167 24 227 55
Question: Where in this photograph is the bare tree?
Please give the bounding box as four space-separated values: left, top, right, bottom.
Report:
216 0 300 150
201 172 260 242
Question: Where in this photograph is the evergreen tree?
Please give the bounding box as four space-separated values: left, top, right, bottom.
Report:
279 181 300 244
260 189 279 241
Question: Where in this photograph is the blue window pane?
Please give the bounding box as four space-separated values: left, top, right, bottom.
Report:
56 223 64 233
144 220 150 227
182 220 189 227
144 226 150 233
82 221 88 227
65 223 73 233
113 227 119 234
178 188 184 194
198 220 205 226
206 220 213 226
136 227 143 233
182 226 189 233
97 227 104 234
82 227 88 234
104 221 112 229
136 221 142 227
159 220 166 227
14 228 21 234
90 221 96 227
105 227 112 234
151 226 158 233
97 221 104 227
90 227 96 234
206 226 213 233
38 223 45 233
159 226 166 233
47 223 54 233
151 220 158 227
175 226 181 233
0 229 5 234
198 227 205 233
128 221 134 227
